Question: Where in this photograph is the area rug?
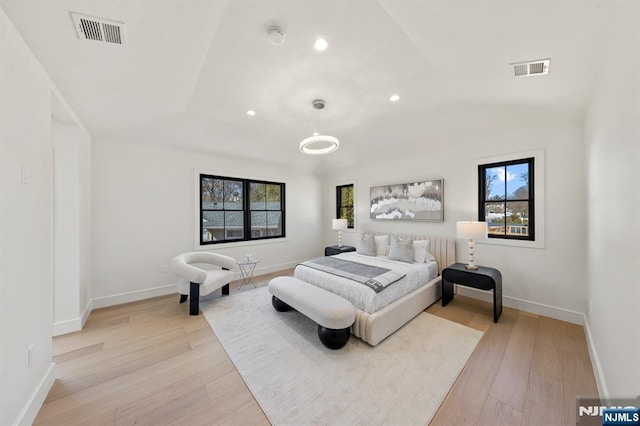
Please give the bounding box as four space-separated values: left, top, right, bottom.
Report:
200 284 483 425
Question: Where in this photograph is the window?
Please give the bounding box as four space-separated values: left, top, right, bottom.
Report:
478 158 534 241
200 174 285 245
336 184 354 229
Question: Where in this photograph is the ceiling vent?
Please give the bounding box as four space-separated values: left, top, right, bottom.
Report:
510 59 550 77
71 13 126 46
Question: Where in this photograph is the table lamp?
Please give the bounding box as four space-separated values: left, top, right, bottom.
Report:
332 219 348 248
456 221 487 270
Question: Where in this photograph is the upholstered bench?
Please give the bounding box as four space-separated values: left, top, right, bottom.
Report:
268 276 356 349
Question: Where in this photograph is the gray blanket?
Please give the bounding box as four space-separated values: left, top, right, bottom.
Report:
298 257 406 293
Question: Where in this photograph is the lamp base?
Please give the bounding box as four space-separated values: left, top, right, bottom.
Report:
465 264 479 270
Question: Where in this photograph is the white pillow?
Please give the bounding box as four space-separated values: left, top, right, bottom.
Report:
388 236 414 263
356 234 376 256
374 235 389 257
413 239 430 263
425 251 436 263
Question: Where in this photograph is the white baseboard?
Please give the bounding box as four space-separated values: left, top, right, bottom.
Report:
90 284 178 310
53 318 81 336
14 362 56 426
583 316 608 398
80 300 91 328
242 261 299 280
456 286 584 325
52 301 93 336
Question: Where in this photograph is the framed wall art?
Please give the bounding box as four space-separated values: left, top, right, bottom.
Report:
370 179 444 221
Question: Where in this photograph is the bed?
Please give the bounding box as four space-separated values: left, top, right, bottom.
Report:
294 233 455 346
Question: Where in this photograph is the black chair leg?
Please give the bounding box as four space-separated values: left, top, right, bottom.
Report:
221 268 230 296
189 282 200 315
179 294 188 303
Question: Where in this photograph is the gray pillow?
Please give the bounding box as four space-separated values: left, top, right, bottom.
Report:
388 236 414 263
356 234 376 256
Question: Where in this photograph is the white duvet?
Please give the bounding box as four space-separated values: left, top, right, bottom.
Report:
294 252 438 313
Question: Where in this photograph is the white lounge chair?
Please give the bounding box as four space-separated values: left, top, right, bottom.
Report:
169 252 236 315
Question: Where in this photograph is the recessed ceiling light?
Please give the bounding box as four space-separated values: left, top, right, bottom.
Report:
390 94 400 102
313 132 319 136
246 110 256 116
314 38 328 51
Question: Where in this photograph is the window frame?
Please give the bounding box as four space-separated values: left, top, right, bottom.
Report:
474 149 545 249
336 183 355 229
247 179 286 240
478 157 535 241
199 173 285 246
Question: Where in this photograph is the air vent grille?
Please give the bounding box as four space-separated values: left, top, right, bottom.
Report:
513 64 529 77
71 13 126 45
511 59 550 77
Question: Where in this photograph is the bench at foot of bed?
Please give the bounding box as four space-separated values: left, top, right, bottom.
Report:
268 276 356 349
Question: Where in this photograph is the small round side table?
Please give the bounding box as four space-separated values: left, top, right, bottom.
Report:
237 259 259 289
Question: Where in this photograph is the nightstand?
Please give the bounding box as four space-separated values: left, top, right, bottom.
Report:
441 263 502 322
324 245 356 256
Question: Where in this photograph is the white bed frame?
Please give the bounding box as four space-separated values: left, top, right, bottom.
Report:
348 233 456 346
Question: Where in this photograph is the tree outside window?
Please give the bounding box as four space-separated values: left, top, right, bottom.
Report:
336 184 354 229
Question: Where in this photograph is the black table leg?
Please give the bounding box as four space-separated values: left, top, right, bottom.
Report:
442 277 454 306
493 287 503 323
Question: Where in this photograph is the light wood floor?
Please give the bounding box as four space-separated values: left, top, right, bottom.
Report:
35 270 598 425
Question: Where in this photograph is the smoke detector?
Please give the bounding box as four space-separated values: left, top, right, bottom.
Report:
267 26 285 46
510 59 550 77
71 12 127 46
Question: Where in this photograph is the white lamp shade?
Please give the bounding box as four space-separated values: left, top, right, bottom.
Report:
456 221 487 240
332 218 348 230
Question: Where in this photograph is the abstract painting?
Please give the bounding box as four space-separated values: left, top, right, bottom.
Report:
370 179 444 221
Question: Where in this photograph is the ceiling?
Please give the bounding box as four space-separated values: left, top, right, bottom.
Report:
1 0 615 173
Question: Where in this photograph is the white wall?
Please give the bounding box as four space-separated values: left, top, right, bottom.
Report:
0 8 91 422
0 8 55 424
79 128 92 323
584 3 640 398
91 139 323 305
322 112 587 323
52 118 92 335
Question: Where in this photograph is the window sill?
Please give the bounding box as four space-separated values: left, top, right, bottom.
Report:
477 237 545 249
195 238 288 251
